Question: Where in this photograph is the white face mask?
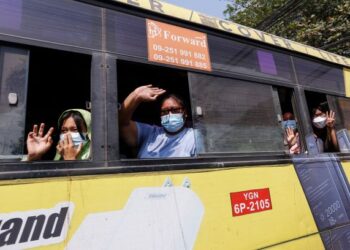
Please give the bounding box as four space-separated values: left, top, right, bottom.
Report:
313 116 327 129
60 132 87 147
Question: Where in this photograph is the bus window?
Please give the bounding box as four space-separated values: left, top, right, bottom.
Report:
0 46 29 161
294 57 344 95
117 60 193 159
277 87 302 154
24 47 91 161
0 0 102 51
327 96 350 152
305 91 339 153
189 73 285 155
209 35 294 82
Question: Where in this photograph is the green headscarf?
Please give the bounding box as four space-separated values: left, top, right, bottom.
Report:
54 109 91 161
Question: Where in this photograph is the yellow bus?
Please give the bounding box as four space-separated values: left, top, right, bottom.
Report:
1 0 350 249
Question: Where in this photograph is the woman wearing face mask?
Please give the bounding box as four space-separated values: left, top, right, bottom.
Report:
119 85 196 158
282 112 300 154
311 105 339 153
26 109 91 161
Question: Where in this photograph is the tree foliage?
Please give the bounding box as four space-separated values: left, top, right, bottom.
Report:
224 0 350 56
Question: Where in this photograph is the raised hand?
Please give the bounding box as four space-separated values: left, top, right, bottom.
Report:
134 85 166 102
326 110 335 128
27 123 54 161
285 127 296 146
56 133 82 160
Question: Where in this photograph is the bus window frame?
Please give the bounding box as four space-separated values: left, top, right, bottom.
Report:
0 46 108 167
0 0 350 180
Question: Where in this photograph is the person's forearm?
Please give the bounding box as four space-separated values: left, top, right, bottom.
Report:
119 89 142 126
328 127 339 150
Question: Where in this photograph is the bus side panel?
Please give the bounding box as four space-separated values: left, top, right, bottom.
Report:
264 233 323 250
0 165 321 250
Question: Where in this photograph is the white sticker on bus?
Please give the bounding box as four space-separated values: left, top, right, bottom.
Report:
0 202 74 249
67 185 204 250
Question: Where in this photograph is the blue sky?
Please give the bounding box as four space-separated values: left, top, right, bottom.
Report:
162 0 229 19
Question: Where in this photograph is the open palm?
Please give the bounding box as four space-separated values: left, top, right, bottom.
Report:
27 123 54 161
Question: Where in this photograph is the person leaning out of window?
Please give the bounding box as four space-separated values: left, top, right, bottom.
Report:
25 109 91 161
119 84 196 158
311 104 339 153
282 112 301 154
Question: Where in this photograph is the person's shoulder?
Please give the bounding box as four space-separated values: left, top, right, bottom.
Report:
184 127 195 135
136 121 163 134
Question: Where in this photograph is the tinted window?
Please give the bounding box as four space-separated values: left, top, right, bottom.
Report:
189 73 284 154
0 46 29 159
107 11 147 58
208 35 293 82
294 57 344 95
334 97 350 131
0 0 102 50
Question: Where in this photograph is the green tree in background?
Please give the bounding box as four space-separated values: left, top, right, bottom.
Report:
224 0 350 56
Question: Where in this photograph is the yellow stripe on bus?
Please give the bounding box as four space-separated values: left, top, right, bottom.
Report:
344 68 350 98
113 0 350 68
0 164 322 249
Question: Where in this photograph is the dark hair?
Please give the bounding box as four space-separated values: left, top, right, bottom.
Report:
160 93 188 112
312 101 329 116
58 111 87 137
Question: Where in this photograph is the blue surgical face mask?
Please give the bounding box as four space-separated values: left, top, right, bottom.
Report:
282 120 297 130
161 113 184 133
60 132 87 147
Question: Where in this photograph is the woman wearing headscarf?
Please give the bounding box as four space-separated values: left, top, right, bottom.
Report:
26 109 91 161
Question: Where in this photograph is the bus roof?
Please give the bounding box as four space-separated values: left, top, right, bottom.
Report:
110 0 350 68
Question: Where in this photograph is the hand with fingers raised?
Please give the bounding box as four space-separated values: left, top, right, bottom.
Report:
285 127 297 147
27 123 54 161
134 84 166 103
56 133 82 160
326 110 336 128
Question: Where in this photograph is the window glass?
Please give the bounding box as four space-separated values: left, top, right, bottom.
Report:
0 0 102 50
294 57 344 95
0 46 29 160
208 35 293 82
107 11 147 58
334 97 350 131
332 97 350 153
189 73 285 154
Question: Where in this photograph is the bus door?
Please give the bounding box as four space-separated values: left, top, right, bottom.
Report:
0 46 29 160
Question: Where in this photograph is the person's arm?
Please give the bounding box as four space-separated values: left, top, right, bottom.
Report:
285 128 300 154
26 123 54 161
119 85 166 147
326 110 339 151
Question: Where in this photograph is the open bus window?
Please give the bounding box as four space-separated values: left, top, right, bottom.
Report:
189 73 285 155
305 91 339 153
277 87 302 154
23 47 91 161
117 61 194 159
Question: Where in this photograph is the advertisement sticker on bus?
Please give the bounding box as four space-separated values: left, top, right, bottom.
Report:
230 188 272 217
146 19 212 71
